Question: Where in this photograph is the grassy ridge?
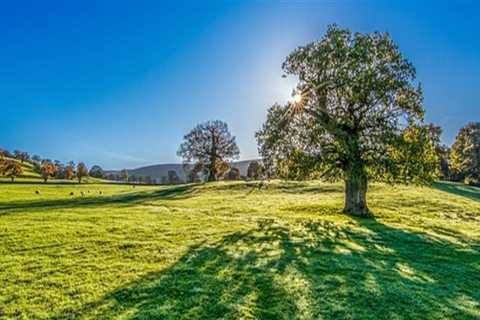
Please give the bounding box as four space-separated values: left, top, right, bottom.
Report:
0 181 479 319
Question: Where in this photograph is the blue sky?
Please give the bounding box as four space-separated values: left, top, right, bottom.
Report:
1 0 479 169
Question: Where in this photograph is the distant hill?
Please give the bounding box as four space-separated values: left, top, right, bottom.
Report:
107 160 258 182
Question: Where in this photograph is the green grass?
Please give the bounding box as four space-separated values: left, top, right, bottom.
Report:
0 181 479 319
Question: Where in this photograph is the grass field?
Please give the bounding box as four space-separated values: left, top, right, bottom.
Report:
0 180 479 319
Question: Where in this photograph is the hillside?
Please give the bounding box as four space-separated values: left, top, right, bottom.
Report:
109 159 256 181
0 180 479 319
0 157 41 181
0 157 106 184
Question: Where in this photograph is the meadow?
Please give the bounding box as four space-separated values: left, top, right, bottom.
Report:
0 180 479 319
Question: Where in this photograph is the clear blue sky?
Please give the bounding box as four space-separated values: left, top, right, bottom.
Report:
1 0 479 169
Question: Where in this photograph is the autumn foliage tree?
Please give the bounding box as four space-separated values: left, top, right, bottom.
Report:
0 159 23 182
178 120 240 181
256 25 438 217
65 164 75 180
40 161 57 183
76 162 88 183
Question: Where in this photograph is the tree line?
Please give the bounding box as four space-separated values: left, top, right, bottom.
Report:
0 150 92 183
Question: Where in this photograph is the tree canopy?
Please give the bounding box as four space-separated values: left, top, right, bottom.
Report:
89 165 105 179
256 25 438 216
178 120 240 181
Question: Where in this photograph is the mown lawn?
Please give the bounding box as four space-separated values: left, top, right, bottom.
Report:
0 181 479 319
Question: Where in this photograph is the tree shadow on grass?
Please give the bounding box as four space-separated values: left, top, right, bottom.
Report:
64 218 480 320
433 182 480 203
0 184 196 215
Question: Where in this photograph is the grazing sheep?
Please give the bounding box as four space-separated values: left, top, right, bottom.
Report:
35 190 40 195
80 191 85 197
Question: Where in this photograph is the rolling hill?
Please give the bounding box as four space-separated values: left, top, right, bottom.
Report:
108 160 256 182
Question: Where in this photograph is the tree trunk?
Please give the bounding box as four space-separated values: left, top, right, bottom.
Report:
208 131 217 182
207 169 216 182
343 162 370 217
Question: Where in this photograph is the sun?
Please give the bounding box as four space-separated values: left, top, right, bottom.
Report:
293 93 302 103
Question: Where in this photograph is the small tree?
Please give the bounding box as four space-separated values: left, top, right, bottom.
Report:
450 122 480 185
0 159 23 182
77 162 88 183
120 169 129 183
167 170 181 184
89 165 105 179
40 161 57 183
178 120 240 181
65 165 75 180
257 25 437 216
32 155 42 163
14 150 30 163
247 161 264 180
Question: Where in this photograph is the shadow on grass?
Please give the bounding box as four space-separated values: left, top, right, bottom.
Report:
0 184 196 214
62 218 480 319
433 181 480 203
204 181 343 195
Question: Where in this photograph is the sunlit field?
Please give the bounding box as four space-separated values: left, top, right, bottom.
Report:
1 181 479 319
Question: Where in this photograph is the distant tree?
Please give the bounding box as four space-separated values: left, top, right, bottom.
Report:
14 150 30 163
167 170 181 184
247 161 264 180
89 165 105 179
425 124 450 179
178 120 240 182
76 162 88 183
105 173 118 181
0 148 13 158
65 165 75 180
0 159 23 182
120 169 129 183
128 174 137 183
40 161 57 183
450 122 480 185
144 176 153 184
53 161 66 179
224 167 240 180
185 162 203 183
256 25 437 216
32 155 42 163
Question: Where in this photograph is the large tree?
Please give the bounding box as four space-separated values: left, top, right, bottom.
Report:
178 120 240 181
256 25 437 216
450 122 480 185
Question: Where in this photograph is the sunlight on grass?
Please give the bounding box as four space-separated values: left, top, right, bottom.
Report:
0 181 479 319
